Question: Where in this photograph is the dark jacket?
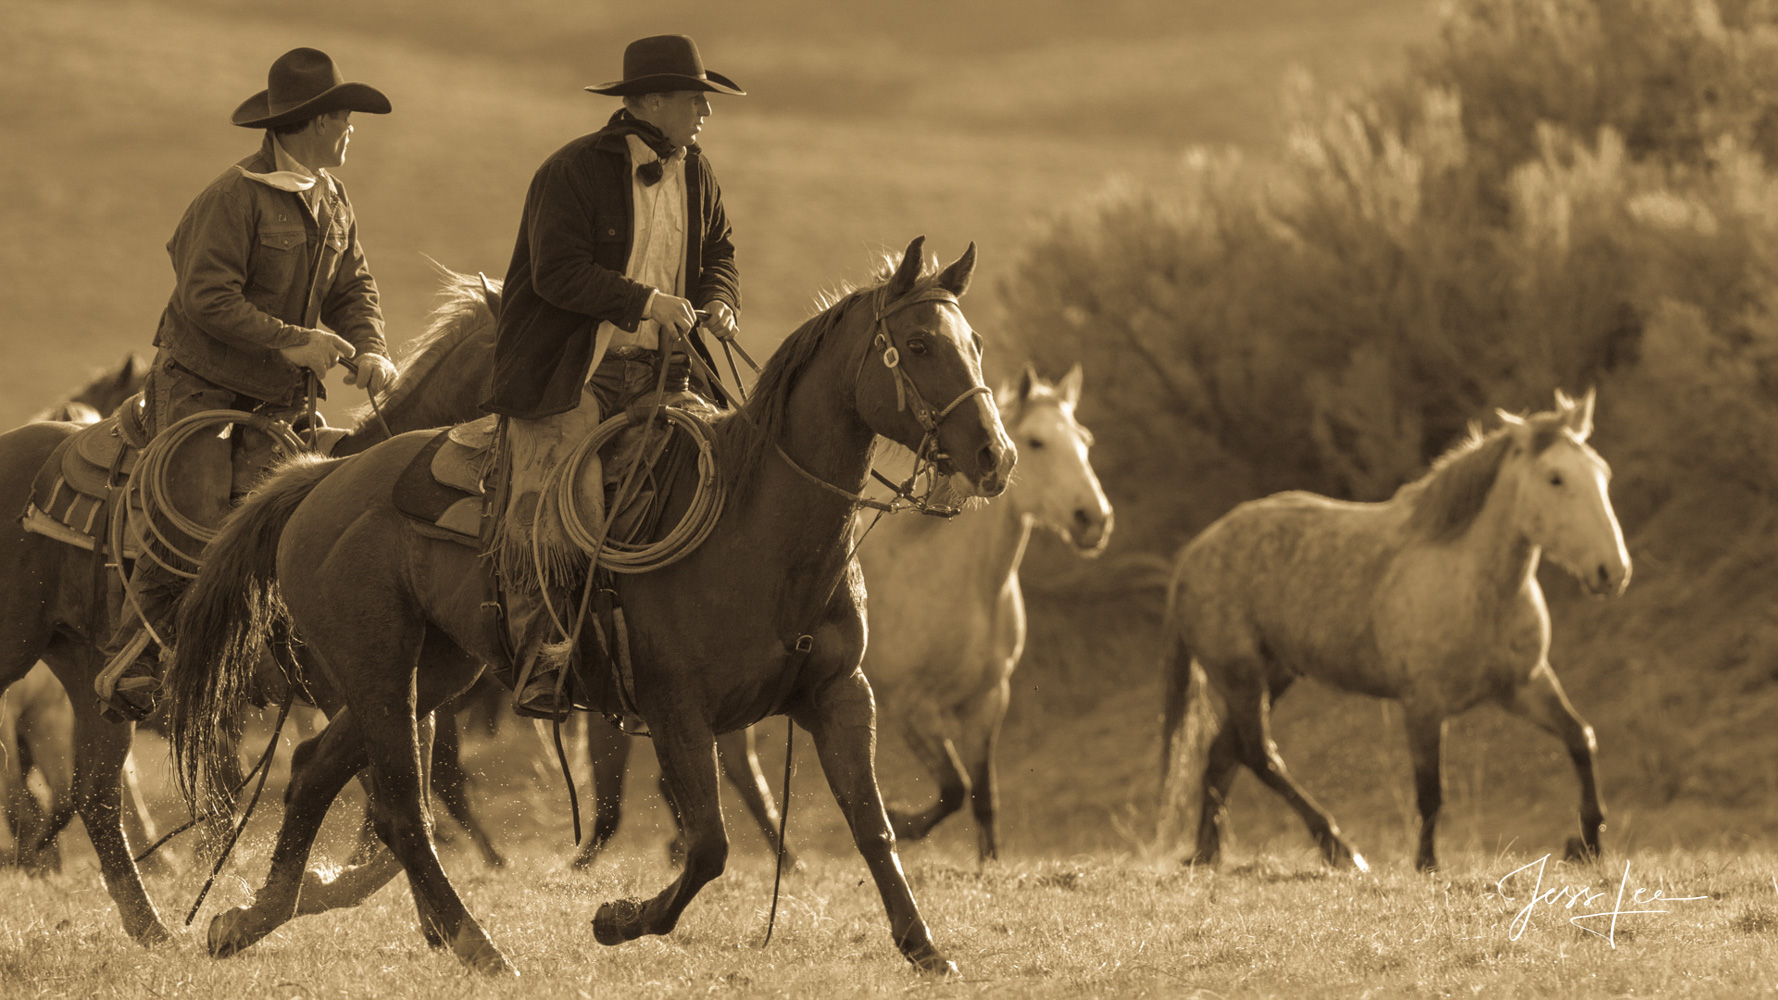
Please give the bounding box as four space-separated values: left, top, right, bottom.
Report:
482 121 740 419
152 136 387 405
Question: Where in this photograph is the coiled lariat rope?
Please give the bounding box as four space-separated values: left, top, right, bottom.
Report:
545 408 725 575
108 409 307 646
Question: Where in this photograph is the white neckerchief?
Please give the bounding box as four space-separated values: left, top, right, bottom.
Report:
593 134 688 360
236 136 328 215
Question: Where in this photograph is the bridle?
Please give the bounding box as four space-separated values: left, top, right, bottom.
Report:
772 283 993 516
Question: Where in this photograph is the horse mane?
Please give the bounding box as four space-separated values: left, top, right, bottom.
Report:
716 253 946 499
347 264 499 430
1397 405 1572 542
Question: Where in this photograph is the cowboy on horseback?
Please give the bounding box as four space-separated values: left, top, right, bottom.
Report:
95 48 397 720
481 34 744 720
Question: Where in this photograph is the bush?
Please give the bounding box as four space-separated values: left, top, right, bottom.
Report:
1005 0 1778 539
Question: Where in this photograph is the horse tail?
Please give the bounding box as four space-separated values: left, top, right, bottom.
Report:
1154 561 1214 857
167 454 343 816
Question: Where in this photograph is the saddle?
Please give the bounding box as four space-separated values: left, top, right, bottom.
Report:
391 416 495 541
390 405 706 547
20 394 151 556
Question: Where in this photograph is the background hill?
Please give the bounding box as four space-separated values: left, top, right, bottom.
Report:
13 0 1766 874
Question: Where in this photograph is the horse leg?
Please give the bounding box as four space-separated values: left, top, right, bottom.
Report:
717 726 791 863
354 687 512 974
1505 662 1605 861
290 722 402 918
430 709 504 868
793 668 956 975
575 716 633 869
955 679 1009 862
885 700 969 844
208 708 368 956
1192 725 1241 866
592 716 725 945
43 649 169 944
1403 708 1447 872
1223 670 1367 872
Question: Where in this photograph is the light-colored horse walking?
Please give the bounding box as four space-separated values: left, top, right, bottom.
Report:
868 363 1111 860
1158 390 1629 871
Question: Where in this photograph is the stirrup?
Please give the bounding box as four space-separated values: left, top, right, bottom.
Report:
513 668 572 722
511 638 573 721
96 630 160 723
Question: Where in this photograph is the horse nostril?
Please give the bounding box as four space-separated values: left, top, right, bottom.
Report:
1073 508 1093 527
977 441 999 475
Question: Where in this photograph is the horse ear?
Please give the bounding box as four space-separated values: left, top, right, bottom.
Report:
1567 387 1596 440
117 352 148 388
1018 362 1039 402
887 236 927 299
1058 363 1084 407
936 241 977 298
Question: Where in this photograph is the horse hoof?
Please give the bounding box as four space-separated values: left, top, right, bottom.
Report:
207 906 260 959
126 918 173 947
452 923 517 976
1563 835 1600 863
592 897 646 946
905 941 958 976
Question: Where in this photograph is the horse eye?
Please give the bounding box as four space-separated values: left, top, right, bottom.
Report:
1548 472 1564 487
1026 437 1045 450
907 338 928 356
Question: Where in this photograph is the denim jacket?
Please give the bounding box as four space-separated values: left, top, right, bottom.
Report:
152 136 387 405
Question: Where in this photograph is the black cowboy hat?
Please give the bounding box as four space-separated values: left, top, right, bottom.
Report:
585 35 745 97
231 47 392 129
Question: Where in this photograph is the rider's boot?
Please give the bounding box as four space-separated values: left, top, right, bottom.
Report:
95 563 182 722
507 583 574 722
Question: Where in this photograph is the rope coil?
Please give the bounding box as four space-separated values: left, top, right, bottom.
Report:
109 408 307 611
543 407 726 575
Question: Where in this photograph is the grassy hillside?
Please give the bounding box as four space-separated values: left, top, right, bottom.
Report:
0 0 1435 429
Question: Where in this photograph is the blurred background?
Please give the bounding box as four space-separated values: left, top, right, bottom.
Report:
7 0 1778 870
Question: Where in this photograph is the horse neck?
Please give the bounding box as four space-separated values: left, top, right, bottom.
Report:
738 321 880 602
332 332 493 456
1457 465 1540 598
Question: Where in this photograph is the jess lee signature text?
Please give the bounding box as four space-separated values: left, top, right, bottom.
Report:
1495 854 1707 947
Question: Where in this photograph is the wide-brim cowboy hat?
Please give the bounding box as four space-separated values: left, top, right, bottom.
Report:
232 47 392 129
585 34 745 97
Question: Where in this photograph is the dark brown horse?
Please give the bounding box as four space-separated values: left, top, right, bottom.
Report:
0 277 498 943
168 237 1013 975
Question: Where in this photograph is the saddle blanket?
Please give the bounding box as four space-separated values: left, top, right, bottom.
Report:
392 416 496 542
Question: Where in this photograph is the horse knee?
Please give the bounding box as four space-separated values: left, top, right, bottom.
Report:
681 835 727 885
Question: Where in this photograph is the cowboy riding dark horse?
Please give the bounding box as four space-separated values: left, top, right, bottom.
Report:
95 47 397 720
481 34 746 720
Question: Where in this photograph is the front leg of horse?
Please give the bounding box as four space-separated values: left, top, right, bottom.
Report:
1509 663 1606 862
886 705 970 846
1403 710 1447 872
576 717 634 870
593 719 725 945
795 669 957 976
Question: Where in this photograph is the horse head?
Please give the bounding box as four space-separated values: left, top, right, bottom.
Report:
999 362 1113 554
852 237 1015 498
1498 388 1630 596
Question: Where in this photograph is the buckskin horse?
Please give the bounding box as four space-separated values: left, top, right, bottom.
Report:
167 237 1013 975
1157 390 1629 872
0 274 500 943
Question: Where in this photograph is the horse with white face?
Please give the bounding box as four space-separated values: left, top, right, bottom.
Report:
1158 389 1629 871
865 362 1113 860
